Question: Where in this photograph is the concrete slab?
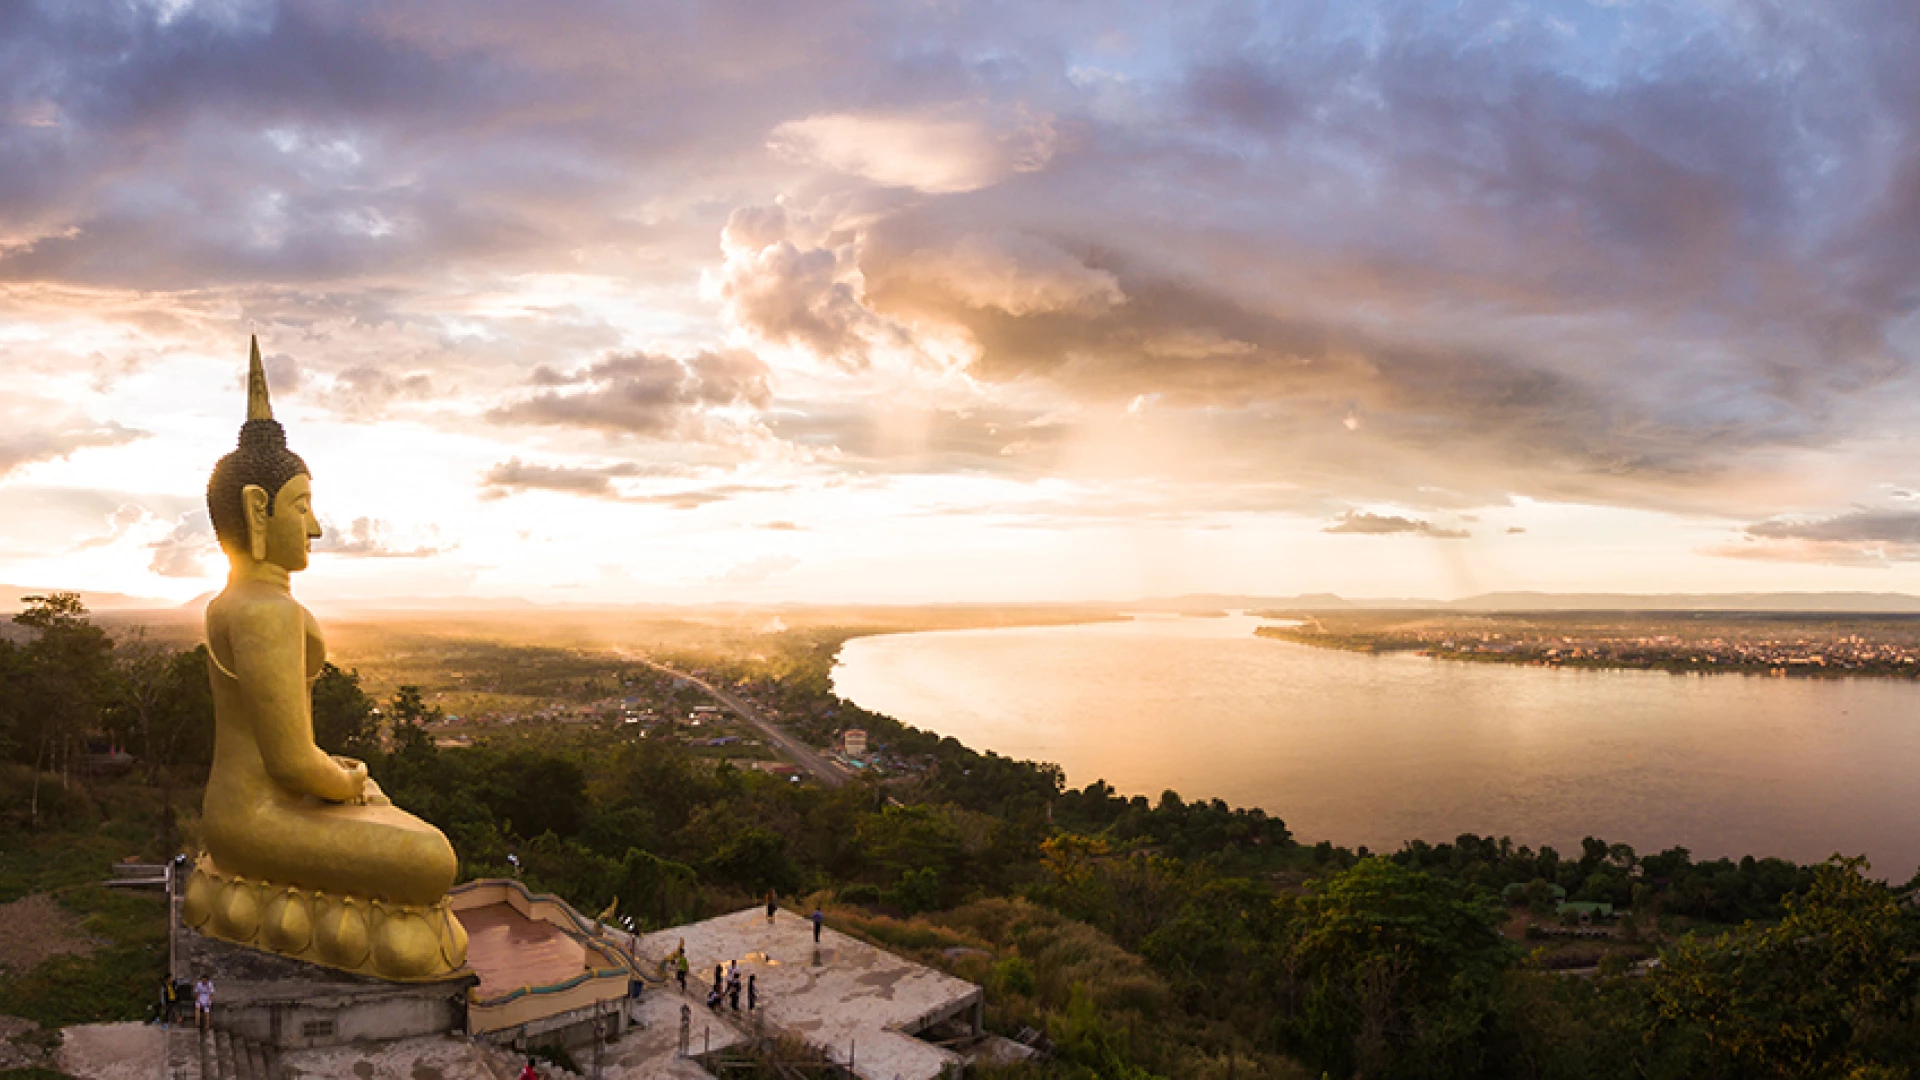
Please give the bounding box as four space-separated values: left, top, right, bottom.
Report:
279 1033 505 1080
633 908 978 1080
55 1022 163 1080
598 989 737 1080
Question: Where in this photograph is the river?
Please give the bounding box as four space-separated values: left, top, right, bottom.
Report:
831 613 1920 878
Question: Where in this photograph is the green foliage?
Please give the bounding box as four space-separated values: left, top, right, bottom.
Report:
1049 983 1167 1079
385 685 440 755
991 954 1036 996
0 887 168 1027
701 825 799 897
1646 855 1919 1078
1279 858 1515 1079
310 663 379 759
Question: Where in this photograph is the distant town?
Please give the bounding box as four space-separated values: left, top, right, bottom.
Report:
1259 609 1920 677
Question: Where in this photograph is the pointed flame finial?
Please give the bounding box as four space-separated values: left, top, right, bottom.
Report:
246 335 273 421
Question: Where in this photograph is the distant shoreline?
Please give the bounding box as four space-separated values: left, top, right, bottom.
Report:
1254 622 1920 681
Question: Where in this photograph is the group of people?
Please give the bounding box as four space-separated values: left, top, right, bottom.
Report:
707 960 757 1014
149 974 216 1031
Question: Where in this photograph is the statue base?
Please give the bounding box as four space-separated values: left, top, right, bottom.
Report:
181 855 469 982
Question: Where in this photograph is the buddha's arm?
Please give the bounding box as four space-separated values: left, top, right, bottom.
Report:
230 602 365 803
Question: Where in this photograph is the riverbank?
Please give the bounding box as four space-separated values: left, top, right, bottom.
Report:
1254 610 1920 679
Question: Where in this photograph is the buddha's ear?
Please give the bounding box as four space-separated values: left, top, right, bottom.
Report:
242 484 270 562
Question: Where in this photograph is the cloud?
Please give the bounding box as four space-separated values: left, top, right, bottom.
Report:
885 231 1123 317
0 414 146 478
1746 509 1920 545
716 206 897 368
1506 526 1527 535
4 0 1920 545
311 517 446 558
488 350 770 437
479 458 776 509
480 459 650 500
149 511 216 578
709 554 801 586
1707 508 1920 566
768 106 1056 194
1324 511 1469 540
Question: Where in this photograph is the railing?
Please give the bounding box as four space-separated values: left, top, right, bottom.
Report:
451 879 638 1035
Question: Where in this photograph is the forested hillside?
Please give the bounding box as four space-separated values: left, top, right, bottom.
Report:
3 594 1918 1078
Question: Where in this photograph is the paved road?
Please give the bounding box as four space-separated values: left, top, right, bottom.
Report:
630 657 849 789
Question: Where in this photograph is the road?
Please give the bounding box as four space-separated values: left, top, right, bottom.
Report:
629 657 849 789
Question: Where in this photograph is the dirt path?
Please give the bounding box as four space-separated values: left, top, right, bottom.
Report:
0 893 93 972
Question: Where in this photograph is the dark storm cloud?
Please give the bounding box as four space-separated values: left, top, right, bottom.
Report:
1325 511 1469 540
7 0 1920 517
488 350 770 437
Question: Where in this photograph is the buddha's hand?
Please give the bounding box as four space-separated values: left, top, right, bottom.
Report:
330 756 370 803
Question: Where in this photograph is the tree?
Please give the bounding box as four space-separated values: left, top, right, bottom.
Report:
12 593 115 825
1279 858 1515 1079
311 663 379 759
1647 855 1919 1078
385 685 440 755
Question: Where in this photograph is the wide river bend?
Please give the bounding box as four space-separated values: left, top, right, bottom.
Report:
832 614 1920 878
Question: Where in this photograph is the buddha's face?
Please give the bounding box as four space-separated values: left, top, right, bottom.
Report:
246 474 322 573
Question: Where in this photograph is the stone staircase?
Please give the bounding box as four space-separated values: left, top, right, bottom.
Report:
164 1026 277 1080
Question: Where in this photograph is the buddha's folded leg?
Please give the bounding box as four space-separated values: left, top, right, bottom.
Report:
212 801 457 908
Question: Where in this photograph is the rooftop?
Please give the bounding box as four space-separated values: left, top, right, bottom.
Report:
632 907 981 1080
460 900 591 998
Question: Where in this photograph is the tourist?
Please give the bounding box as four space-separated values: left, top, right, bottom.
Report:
765 889 776 923
728 973 741 1012
519 1059 538 1080
706 986 722 1011
713 964 723 996
811 906 824 943
747 974 758 1013
193 974 214 1032
149 976 177 1027
675 952 688 994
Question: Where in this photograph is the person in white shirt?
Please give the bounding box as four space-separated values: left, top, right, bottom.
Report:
193 975 214 1032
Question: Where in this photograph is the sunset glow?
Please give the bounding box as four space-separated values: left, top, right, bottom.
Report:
5 2 1920 607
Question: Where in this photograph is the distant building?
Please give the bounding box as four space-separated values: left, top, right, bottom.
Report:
842 728 868 757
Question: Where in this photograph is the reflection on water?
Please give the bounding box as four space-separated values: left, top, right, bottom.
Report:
832 614 1920 878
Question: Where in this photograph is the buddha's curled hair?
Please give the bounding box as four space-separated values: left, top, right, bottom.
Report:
207 419 309 551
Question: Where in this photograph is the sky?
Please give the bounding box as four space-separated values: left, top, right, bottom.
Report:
4 0 1920 607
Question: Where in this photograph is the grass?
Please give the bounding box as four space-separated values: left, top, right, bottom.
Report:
0 885 169 1027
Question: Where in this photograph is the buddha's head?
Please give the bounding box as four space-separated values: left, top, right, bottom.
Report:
206 337 321 572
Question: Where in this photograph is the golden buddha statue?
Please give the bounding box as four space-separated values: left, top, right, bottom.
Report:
181 337 468 981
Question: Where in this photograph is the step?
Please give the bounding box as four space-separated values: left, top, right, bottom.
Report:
213 1030 236 1080
247 1038 270 1080
164 1026 203 1080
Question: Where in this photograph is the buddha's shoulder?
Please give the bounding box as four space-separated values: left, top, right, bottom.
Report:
207 583 309 632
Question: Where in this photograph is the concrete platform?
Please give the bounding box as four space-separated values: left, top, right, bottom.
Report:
279 1032 509 1079
599 989 740 1079
54 1022 162 1080
632 908 979 1080
175 926 475 1052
